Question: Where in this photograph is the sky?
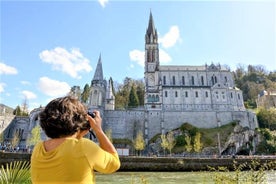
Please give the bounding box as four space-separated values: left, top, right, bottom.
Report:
0 0 275 111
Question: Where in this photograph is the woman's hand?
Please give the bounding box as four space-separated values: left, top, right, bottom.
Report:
87 110 103 134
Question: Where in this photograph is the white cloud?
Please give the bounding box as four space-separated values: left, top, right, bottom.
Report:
159 49 172 64
0 83 6 93
129 49 145 66
38 77 71 97
21 81 31 85
129 48 172 66
98 0 108 8
159 25 180 48
39 47 92 79
0 62 18 75
21 90 37 100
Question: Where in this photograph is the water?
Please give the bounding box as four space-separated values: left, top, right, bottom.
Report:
96 171 276 184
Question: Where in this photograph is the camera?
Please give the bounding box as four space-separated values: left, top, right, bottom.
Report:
88 111 96 118
80 111 95 131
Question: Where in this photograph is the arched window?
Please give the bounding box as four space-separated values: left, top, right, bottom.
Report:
163 76 166 85
172 76 176 85
175 91 178 97
191 76 195 85
205 91 208 97
185 91 188 97
182 76 185 85
156 95 159 101
201 76 204 85
195 91 198 98
165 91 168 97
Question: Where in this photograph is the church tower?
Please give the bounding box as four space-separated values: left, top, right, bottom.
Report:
144 12 162 109
88 54 107 109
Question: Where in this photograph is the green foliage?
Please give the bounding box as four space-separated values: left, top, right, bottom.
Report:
175 135 186 146
0 161 31 184
26 125 41 146
13 105 28 116
257 108 276 130
113 138 132 145
209 160 276 184
233 64 276 109
256 128 276 154
81 84 90 103
114 77 145 109
128 85 139 108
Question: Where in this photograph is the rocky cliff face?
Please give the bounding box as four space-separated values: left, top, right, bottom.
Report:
221 125 260 155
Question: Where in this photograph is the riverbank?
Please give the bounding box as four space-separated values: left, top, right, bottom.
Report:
1 152 275 171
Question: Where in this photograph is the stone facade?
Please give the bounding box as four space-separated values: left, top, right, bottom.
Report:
1 12 258 147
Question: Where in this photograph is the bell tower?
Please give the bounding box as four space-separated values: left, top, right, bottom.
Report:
144 12 161 109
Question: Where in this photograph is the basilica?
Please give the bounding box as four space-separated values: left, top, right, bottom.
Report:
1 12 257 148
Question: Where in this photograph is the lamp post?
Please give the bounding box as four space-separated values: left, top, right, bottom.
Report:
217 120 221 157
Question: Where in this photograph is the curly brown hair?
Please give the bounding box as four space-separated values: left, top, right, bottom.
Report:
39 96 89 138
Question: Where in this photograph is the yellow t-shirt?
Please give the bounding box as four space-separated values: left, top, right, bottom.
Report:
31 138 120 184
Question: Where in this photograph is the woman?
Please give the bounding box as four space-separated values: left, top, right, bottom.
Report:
31 96 120 184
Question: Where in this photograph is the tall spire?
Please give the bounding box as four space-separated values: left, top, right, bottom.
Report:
92 54 104 82
146 11 158 44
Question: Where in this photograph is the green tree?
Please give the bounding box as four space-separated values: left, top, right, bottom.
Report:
184 134 193 152
128 85 139 108
193 132 203 152
133 131 145 156
167 131 176 156
27 125 41 146
13 105 21 116
136 80 145 106
257 108 276 130
81 84 90 103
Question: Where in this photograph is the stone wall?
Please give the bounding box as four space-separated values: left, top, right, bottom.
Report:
104 109 258 141
1 152 275 171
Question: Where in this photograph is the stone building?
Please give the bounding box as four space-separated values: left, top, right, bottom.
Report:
1 12 258 148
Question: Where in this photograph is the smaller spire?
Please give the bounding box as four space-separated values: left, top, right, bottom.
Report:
92 54 104 82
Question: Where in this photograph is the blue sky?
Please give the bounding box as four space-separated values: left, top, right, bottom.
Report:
0 0 275 111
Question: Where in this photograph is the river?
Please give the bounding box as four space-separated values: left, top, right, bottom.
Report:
96 171 276 184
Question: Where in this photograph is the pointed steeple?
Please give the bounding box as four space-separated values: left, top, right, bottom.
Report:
92 54 104 82
146 11 158 44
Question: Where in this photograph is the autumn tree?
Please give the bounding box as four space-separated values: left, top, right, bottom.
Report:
160 134 169 155
133 131 145 156
184 134 193 152
193 132 203 152
166 131 176 156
